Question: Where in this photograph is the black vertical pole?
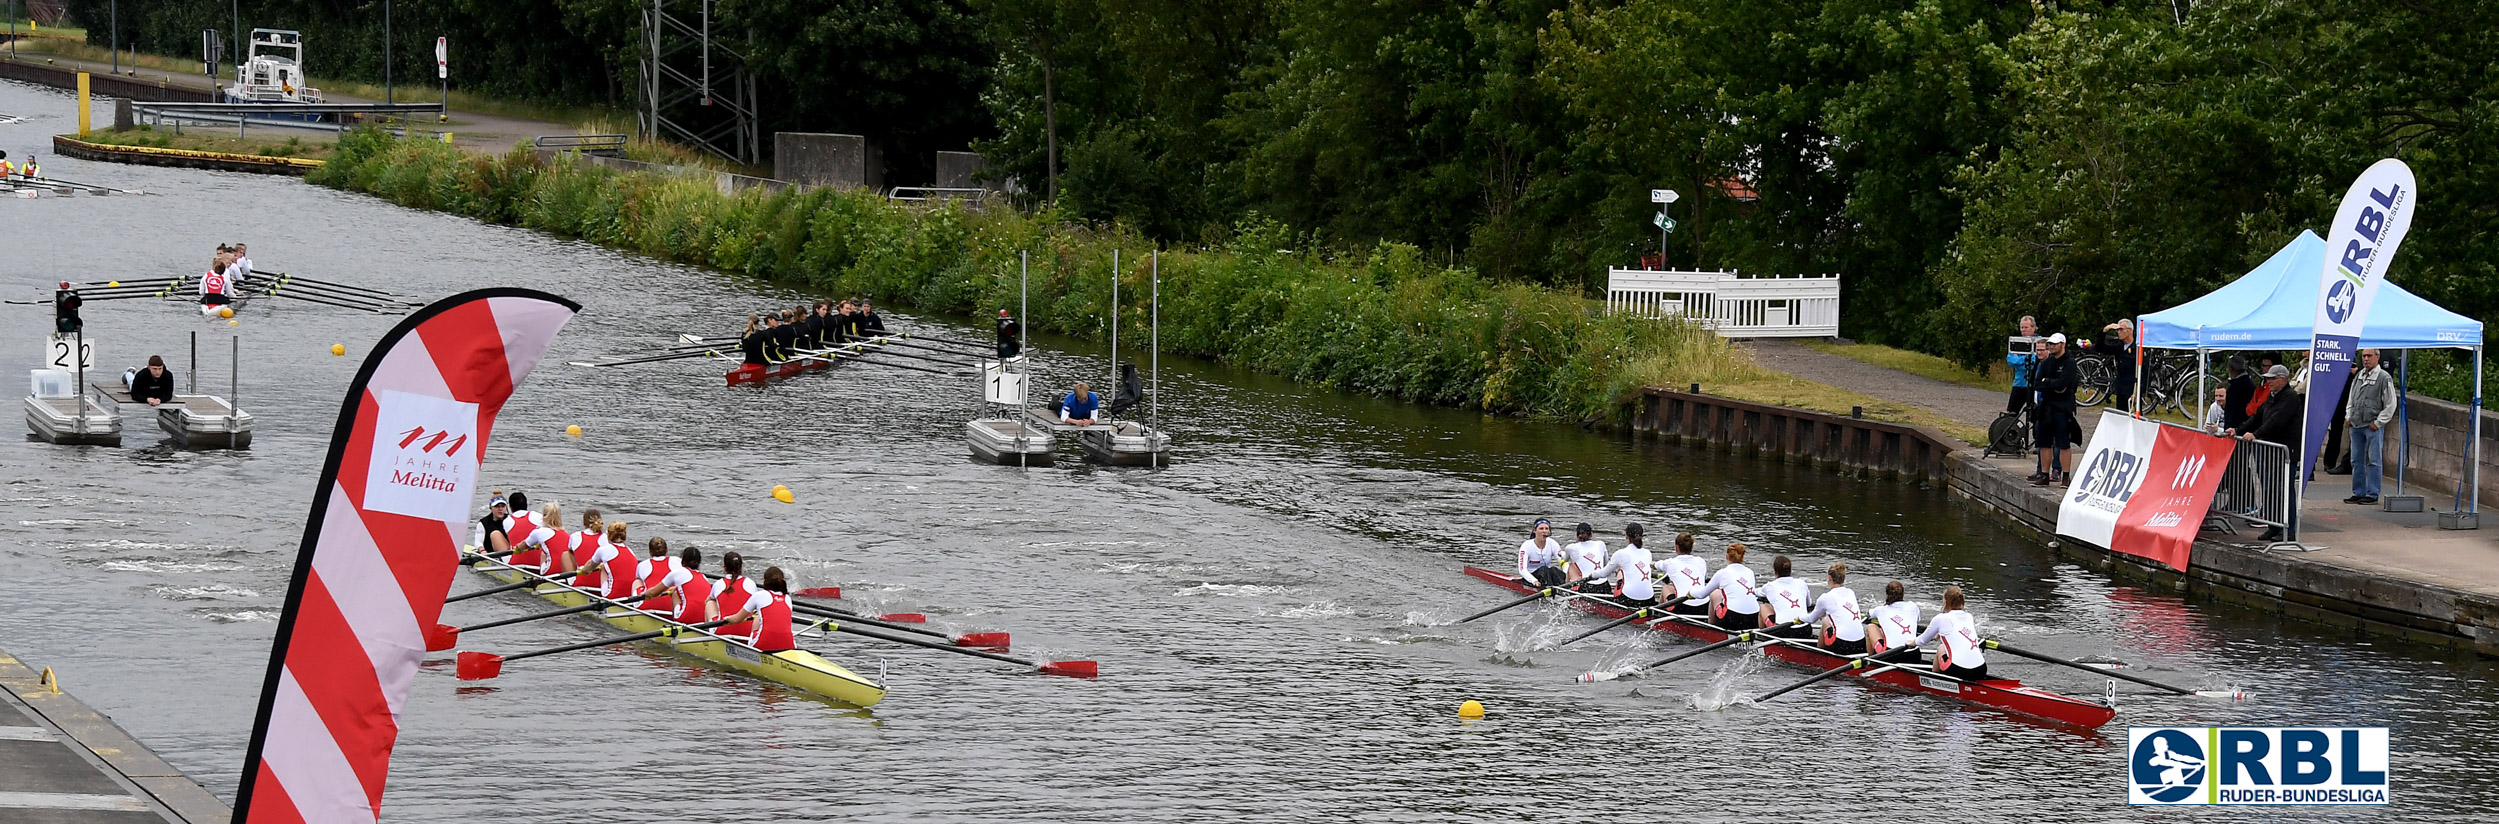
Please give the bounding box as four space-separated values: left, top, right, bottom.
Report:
384 0 393 105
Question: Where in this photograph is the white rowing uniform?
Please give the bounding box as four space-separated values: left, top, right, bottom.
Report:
1562 539 1606 579
1800 586 1866 643
1691 562 1759 615
1760 575 1812 625
1914 609 1985 670
1516 537 1564 581
1589 543 1657 601
1868 600 1921 651
1662 553 1710 606
230 256 252 283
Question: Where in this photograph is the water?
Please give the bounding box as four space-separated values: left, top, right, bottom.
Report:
4 79 2490 820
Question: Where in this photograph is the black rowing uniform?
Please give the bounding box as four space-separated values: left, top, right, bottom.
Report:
740 331 769 366
861 309 886 334
794 315 821 350
768 323 797 362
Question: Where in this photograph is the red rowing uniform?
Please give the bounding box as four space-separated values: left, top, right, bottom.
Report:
505 512 545 569
636 556 681 612
536 528 573 575
672 573 714 624
600 543 642 601
569 537 607 589
714 576 754 637
755 591 794 652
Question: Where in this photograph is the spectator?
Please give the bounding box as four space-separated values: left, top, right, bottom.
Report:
2223 355 2256 432
2030 333 2079 486
2229 364 2304 542
2005 315 2039 415
2100 319 2138 412
1061 382 1101 427
2202 386 2229 434
128 355 176 406
2344 349 2398 505
2245 354 2280 420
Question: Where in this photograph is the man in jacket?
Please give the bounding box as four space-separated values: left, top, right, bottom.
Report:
2344 349 2399 505
2030 333 2079 486
2100 319 2138 412
129 355 176 406
2222 355 2256 432
2230 364 2305 541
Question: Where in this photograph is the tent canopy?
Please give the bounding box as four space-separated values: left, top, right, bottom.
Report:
2139 230 2484 351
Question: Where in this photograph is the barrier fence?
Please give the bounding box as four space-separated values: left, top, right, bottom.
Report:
1604 269 1839 338
2208 432 2298 537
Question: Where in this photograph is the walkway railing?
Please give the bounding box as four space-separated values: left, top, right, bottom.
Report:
2210 434 2298 537
1604 269 1840 337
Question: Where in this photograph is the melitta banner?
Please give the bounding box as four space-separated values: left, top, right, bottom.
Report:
2300 159 2417 483
2056 411 2236 570
233 289 576 824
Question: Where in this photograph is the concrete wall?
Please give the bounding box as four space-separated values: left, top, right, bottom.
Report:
1630 387 1957 483
773 133 880 191
2394 393 2497 509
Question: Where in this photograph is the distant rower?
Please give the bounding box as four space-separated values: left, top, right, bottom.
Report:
1911 585 1988 680
1798 563 1866 654
1689 542 1761 631
719 566 797 653
1757 555 1812 638
1561 522 1606 590
1866 580 1922 664
1587 523 1657 606
1516 519 1565 587
1660 533 1710 617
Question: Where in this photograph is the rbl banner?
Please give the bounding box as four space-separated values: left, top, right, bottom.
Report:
2056 411 2235 570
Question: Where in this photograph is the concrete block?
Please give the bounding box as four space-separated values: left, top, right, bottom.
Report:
774 133 881 190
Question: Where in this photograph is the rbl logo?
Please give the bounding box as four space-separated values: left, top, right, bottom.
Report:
2073 448 2142 504
397 426 469 457
2129 727 2389 805
2324 279 2358 325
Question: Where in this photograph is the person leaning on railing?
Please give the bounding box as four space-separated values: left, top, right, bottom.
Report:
2226 364 2305 541
2343 349 2399 506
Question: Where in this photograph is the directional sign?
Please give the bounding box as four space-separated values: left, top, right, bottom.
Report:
1652 188 1680 204
1652 214 1677 232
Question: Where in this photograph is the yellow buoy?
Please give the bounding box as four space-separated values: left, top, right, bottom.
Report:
331 343 347 356
1458 700 1485 719
772 485 794 503
565 424 583 438
219 306 235 318
227 319 239 326
106 281 121 287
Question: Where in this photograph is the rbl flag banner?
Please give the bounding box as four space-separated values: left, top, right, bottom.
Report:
233 289 577 824
2301 159 2416 483
2056 410 2235 571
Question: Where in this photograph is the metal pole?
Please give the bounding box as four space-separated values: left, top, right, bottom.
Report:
2196 348 2208 430
1109 249 1118 422
2396 350 2409 495
110 0 117 75
1019 250 1030 468
189 331 198 394
700 0 711 103
385 0 394 105
230 334 239 431
1152 250 1161 467
74 328 85 431
2472 345 2485 515
232 0 239 92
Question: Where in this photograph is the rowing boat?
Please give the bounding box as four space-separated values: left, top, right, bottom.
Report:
1461 566 2117 728
725 355 830 386
466 555 888 707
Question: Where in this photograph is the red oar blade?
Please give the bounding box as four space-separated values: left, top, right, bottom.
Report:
793 587 843 599
1037 660 1097 679
876 613 927 624
425 623 461 652
954 632 1010 651
454 652 504 681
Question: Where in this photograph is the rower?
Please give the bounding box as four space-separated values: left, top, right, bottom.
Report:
718 566 798 653
229 243 253 284
841 300 868 342
630 537 686 613
1757 555 1813 638
1585 523 1658 607
581 521 641 600
713 552 755 634
1865 580 1923 664
559 508 604 578
1561 522 1607 590
1911 585 1988 680
531 503 573 574
510 527 556 572
1515 519 1565 587
199 258 235 316
670 547 716 623
804 301 831 349
1660 532 1710 617
997 309 1021 359
474 494 513 558
860 299 886 334
768 314 798 361
737 315 770 376
501 491 538 537
1798 563 1867 654
1688 542 1761 631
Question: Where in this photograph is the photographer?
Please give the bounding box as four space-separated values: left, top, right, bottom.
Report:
2100 319 2137 412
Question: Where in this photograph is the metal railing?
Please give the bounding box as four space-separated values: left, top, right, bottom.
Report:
2209 435 2297 537
1604 269 1840 337
533 134 628 157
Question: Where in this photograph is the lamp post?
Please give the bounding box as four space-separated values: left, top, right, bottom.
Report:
1650 188 1680 269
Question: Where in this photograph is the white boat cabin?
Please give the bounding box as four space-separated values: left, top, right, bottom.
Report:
227 29 324 104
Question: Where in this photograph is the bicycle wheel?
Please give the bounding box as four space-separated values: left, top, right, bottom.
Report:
2075 356 2111 407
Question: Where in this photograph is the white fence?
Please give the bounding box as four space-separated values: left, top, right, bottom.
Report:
1604 269 1841 338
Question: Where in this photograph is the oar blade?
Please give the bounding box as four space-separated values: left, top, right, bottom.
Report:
876 613 928 624
1037 660 1098 679
793 586 844 599
455 652 505 681
954 632 1009 650
425 623 460 652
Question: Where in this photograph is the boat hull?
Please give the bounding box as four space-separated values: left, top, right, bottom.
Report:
967 419 1054 465
158 395 253 449
725 357 828 386
468 559 886 707
1462 566 2116 728
25 396 121 445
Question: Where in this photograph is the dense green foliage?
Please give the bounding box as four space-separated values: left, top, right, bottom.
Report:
75 0 2497 403
310 128 1754 420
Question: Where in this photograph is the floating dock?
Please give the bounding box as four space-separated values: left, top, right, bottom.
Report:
0 644 232 824
24 395 121 446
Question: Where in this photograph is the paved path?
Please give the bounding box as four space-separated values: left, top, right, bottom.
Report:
1740 339 2100 445
0 647 228 824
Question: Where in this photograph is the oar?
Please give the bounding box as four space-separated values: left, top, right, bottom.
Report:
1458 587 1557 623
1576 632 1756 683
805 618 1093 678
785 346 957 376
568 349 724 368
793 586 843 599
1553 607 1659 647
1982 639 2242 699
255 272 411 300
456 619 733 680
788 601 1006 649
427 600 618 649
444 579 539 604
1757 657 1910 703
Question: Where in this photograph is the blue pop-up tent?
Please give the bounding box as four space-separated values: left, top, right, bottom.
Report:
2136 229 2483 530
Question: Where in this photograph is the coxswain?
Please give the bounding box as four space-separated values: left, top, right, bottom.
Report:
1515 519 1565 587
627 537 688 613
1798 563 1867 654
668 547 716 623
1865 580 1923 664
1910 585 1988 680
996 309 1021 359
199 258 235 316
529 503 573 574
474 494 512 558
859 299 886 334
1757 555 1813 637
1561 522 1607 590
1660 532 1711 617
559 508 606 579
1688 542 1761 630
1586 523 1658 606
129 355 177 407
719 566 798 652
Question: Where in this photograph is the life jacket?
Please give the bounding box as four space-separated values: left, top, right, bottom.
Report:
754 591 794 652
672 573 714 625
637 557 680 612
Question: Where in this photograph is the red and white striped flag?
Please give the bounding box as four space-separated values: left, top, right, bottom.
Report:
234 289 577 824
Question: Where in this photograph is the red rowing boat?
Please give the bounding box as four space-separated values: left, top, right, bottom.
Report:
1462 566 2119 728
725 356 830 386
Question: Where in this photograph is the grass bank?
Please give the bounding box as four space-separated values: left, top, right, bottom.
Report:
313 128 1798 422
75 126 335 161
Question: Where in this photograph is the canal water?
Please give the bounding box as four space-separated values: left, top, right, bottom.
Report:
4 79 2490 821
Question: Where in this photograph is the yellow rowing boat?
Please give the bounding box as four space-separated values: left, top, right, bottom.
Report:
465 557 887 707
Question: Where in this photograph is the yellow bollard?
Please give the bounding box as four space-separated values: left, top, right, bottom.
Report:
76 73 90 135
439 132 454 144
39 666 60 694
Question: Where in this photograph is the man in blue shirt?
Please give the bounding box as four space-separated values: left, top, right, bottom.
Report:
1060 382 1100 426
